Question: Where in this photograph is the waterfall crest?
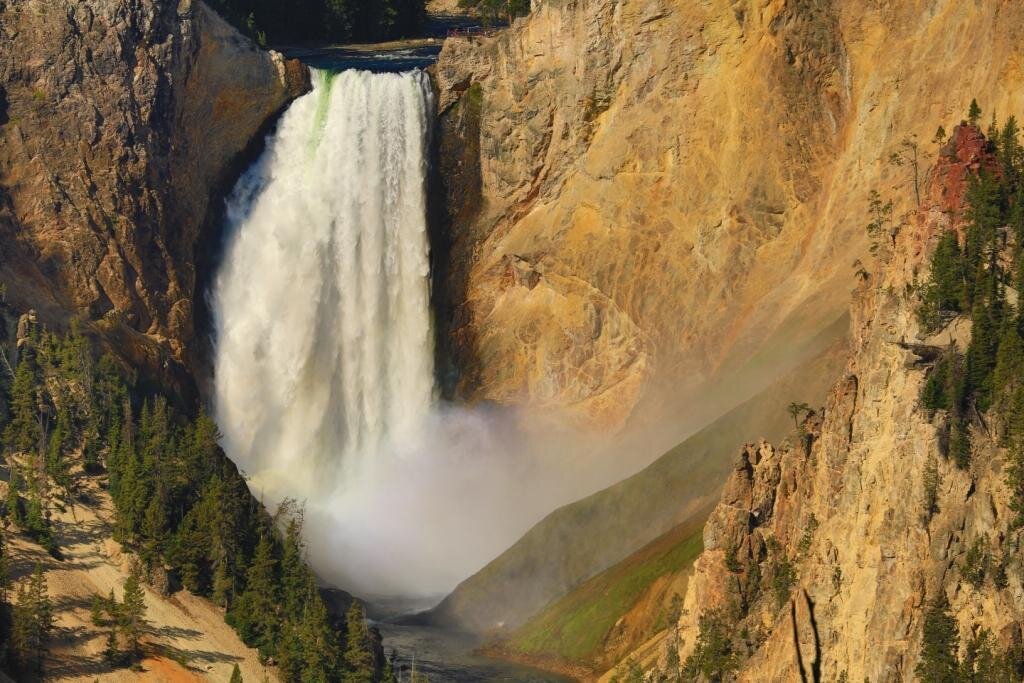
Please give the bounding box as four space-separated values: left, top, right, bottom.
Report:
213 69 436 499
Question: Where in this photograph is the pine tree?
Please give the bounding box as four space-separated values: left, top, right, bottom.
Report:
141 483 169 569
6 466 24 527
993 316 1024 403
45 404 72 494
343 601 375 683
11 562 53 674
1006 385 1024 527
280 515 308 618
949 421 972 470
916 591 959 682
966 299 998 409
275 620 305 682
229 663 244 683
3 346 41 454
787 402 810 431
173 508 210 595
968 99 982 126
211 554 234 609
25 464 54 553
120 562 148 659
681 608 737 680
919 231 966 331
103 626 121 665
0 529 9 605
234 533 280 655
999 116 1021 185
960 627 1016 682
923 455 940 522
301 585 340 682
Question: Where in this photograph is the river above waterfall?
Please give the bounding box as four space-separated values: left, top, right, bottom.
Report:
284 44 443 72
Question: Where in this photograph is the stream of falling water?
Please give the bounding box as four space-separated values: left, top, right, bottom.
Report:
214 69 435 502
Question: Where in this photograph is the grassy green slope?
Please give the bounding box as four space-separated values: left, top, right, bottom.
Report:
505 516 706 670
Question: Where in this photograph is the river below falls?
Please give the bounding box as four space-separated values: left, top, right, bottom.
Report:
378 623 573 682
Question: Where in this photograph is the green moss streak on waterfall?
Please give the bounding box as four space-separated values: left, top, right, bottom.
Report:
310 70 337 153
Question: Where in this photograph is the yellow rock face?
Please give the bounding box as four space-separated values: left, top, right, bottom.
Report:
434 0 1024 432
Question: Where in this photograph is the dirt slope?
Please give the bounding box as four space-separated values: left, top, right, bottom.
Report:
3 476 272 682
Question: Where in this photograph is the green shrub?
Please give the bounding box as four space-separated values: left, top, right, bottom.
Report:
681 608 738 681
961 536 990 588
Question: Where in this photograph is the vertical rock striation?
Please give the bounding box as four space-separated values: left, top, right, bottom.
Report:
0 0 309 391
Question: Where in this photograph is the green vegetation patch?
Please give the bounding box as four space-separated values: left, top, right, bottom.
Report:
507 518 704 664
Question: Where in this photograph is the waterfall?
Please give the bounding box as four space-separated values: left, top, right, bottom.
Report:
213 68 599 598
213 69 436 501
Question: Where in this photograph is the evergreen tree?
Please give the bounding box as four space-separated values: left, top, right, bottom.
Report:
45 404 72 495
949 421 972 470
300 586 339 682
6 466 24 527
966 299 998 409
960 627 1016 682
141 483 170 569
923 454 940 522
919 231 965 331
103 626 120 665
173 507 211 595
0 529 9 606
343 601 375 683
787 401 810 431
681 608 737 681
234 533 280 655
120 562 148 659
280 514 309 618
3 345 41 454
275 620 305 682
969 99 982 126
229 663 244 683
992 315 1024 403
211 554 234 609
24 464 54 553
11 563 53 674
963 171 1003 307
916 591 959 683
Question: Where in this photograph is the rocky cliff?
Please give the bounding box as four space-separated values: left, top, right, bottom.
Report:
432 0 1024 432
0 0 308 393
612 124 1024 681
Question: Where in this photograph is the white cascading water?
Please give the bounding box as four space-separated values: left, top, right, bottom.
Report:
214 68 603 598
214 69 435 501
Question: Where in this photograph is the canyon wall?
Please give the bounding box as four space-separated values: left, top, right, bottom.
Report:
433 0 1024 433
611 125 1024 681
0 0 308 392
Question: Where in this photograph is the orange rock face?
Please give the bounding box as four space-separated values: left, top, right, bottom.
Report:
433 0 1024 435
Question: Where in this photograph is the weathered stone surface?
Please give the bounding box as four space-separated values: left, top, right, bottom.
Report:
433 0 1024 432
0 0 308 390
